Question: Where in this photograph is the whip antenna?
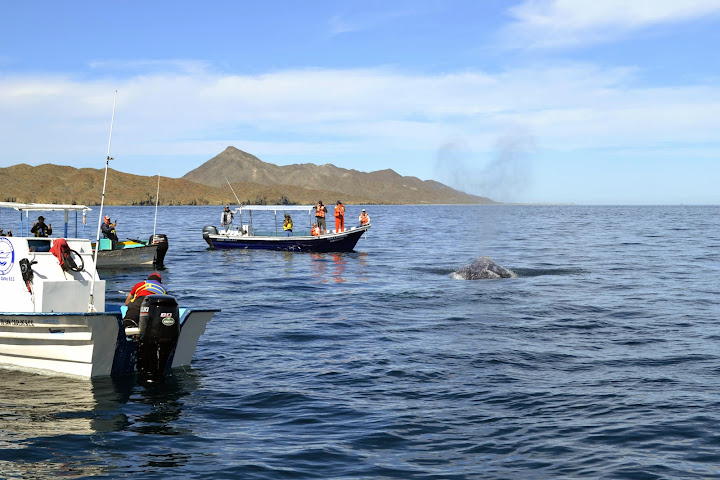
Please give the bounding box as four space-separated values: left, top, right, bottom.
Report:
89 90 117 312
153 173 160 236
225 177 242 205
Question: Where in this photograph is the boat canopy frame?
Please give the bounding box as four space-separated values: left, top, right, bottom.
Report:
230 205 316 237
0 202 92 238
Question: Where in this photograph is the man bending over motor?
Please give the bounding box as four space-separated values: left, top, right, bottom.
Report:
123 273 166 328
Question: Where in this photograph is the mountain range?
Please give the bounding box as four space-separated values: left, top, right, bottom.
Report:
0 147 495 206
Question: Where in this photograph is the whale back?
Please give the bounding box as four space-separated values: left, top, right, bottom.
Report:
453 256 514 280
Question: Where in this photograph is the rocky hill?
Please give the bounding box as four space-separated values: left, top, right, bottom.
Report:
182 147 495 205
0 148 495 206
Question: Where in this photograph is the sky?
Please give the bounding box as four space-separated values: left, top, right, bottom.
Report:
1 0 719 205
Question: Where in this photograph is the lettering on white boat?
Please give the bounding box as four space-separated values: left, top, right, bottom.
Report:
0 319 35 326
0 238 14 275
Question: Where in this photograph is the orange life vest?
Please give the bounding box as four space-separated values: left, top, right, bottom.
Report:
315 205 325 218
311 226 320 236
335 204 344 218
360 213 369 225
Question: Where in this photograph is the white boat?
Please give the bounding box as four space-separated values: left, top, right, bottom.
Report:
0 207 218 378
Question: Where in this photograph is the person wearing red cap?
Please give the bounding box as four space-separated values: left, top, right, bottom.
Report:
123 272 167 327
101 215 119 249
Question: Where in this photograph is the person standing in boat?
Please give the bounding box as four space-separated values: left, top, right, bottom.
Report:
314 201 327 235
123 272 167 328
334 201 345 233
101 215 118 249
359 209 370 226
221 205 234 228
283 214 293 236
31 216 52 237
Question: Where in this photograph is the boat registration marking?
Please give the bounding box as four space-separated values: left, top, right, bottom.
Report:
0 319 35 326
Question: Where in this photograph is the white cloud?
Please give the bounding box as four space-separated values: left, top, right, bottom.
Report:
328 5 431 35
0 63 719 189
503 0 720 48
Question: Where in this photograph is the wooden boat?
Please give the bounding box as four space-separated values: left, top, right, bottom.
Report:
0 234 217 378
203 205 370 252
94 237 163 268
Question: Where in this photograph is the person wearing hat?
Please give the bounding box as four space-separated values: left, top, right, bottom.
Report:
334 200 345 233
359 209 370 226
314 200 327 235
221 205 234 229
101 215 118 249
123 272 167 327
31 215 52 237
283 213 293 237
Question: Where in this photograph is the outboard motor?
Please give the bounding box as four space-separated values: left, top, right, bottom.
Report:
150 234 169 268
137 294 180 376
202 225 218 248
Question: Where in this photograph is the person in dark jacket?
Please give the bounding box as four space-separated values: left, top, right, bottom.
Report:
101 215 119 248
30 216 52 237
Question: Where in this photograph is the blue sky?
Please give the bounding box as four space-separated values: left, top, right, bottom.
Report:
1 0 719 204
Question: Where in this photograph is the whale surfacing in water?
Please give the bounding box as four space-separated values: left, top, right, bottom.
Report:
453 257 515 280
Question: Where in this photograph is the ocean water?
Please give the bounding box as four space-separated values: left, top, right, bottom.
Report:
0 204 718 479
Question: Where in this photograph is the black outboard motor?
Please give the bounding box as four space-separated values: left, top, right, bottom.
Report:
150 234 169 268
202 225 218 248
137 294 180 376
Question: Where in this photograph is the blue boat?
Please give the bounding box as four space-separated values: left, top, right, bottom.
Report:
203 205 370 252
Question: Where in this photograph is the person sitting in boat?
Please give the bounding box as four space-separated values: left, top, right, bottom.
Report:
123 272 167 328
283 214 293 237
311 222 320 236
101 215 118 249
359 209 370 226
30 216 52 237
314 201 327 235
221 205 234 228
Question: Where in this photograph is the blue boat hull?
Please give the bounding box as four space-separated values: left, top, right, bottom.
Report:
205 226 369 253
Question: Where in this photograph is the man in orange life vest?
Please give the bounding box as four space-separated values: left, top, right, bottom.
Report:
359 209 370 225
123 272 167 327
314 201 327 235
334 200 345 233
311 222 321 236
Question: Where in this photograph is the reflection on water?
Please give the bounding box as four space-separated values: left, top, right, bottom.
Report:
331 253 346 283
0 369 201 477
310 253 327 282
310 252 370 284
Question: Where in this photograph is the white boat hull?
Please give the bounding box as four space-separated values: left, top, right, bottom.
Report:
0 309 216 378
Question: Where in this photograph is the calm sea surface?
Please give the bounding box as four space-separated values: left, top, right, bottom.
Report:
0 204 719 479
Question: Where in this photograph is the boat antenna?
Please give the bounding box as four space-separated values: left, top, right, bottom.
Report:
225 176 242 205
89 90 117 312
153 173 160 236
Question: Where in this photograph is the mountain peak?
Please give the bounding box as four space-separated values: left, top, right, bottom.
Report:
182 148 495 204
